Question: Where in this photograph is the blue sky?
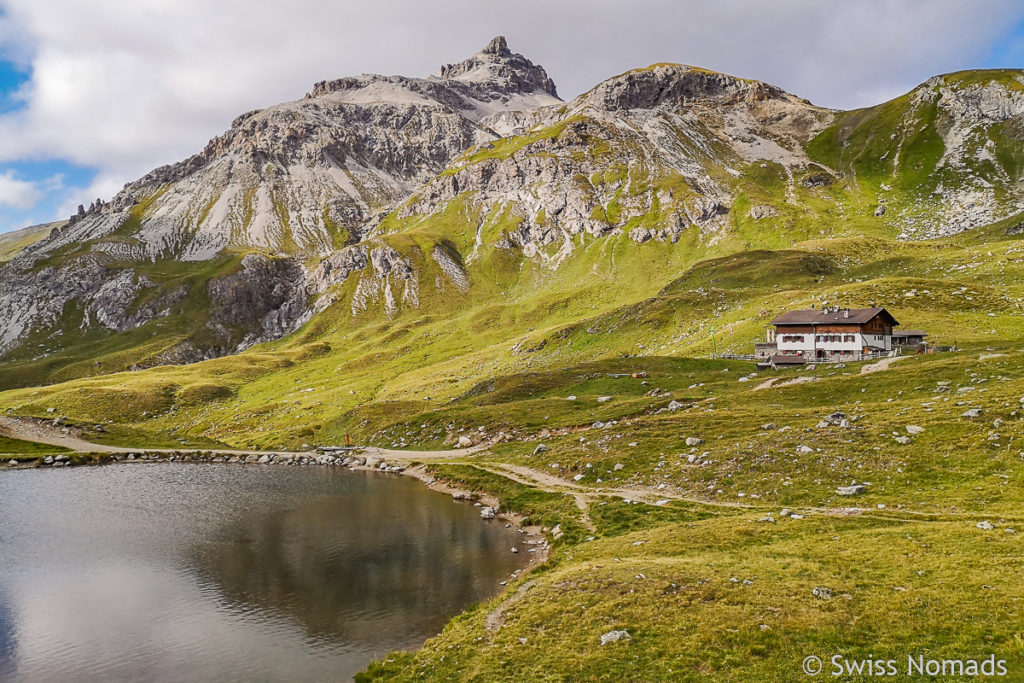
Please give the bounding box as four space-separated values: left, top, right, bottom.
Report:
0 45 101 232
0 0 1021 235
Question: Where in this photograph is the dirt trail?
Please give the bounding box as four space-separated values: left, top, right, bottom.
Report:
363 444 487 460
0 417 488 462
752 375 819 391
0 417 124 452
861 355 908 374
753 355 907 390
485 580 535 633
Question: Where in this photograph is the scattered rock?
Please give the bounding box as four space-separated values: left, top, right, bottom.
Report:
905 425 925 435
480 507 496 520
747 204 778 220
962 408 983 418
779 508 793 518
976 520 995 530
566 395 577 401
836 484 866 496
812 586 833 601
685 437 703 447
796 445 813 454
666 400 683 411
894 436 911 445
600 630 631 645
758 515 776 523
597 396 613 403
613 463 624 471
873 205 886 217
533 444 548 455
457 435 474 448
760 423 777 431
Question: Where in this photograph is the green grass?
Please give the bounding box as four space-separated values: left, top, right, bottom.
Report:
0 222 60 262
0 435 70 457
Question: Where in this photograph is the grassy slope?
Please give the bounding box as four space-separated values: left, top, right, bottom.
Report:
0 221 61 262
0 218 1021 679
0 434 70 458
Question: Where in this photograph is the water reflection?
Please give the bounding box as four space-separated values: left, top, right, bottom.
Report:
0 464 529 681
189 470 519 647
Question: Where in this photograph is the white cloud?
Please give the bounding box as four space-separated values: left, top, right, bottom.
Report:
0 0 1021 215
0 170 43 209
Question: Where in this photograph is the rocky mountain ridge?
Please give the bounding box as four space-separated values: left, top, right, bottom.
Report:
1 39 1022 384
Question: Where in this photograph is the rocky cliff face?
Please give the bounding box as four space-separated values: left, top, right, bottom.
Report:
386 64 832 266
0 37 559 362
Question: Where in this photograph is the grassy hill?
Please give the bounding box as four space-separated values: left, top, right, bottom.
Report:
0 221 62 262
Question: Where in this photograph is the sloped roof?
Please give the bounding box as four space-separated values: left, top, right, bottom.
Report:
893 329 927 337
771 307 899 326
770 354 806 365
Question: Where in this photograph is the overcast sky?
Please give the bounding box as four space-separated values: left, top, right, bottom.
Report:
0 0 1022 234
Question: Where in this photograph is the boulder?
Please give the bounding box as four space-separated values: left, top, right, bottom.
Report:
976 520 995 530
836 484 866 495
894 436 911 445
906 425 924 435
600 630 631 645
667 400 683 411
962 408 982 418
685 437 703 446
812 586 833 601
480 506 496 519
457 435 473 448
533 444 548 455
597 396 613 403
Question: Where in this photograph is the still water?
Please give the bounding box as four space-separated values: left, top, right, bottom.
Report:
0 464 530 681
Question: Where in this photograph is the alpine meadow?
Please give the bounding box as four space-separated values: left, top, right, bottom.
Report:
1 30 1023 682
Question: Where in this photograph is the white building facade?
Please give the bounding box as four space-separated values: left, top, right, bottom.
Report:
767 307 898 361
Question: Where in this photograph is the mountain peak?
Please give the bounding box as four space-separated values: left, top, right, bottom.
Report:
482 35 511 57
439 36 559 99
